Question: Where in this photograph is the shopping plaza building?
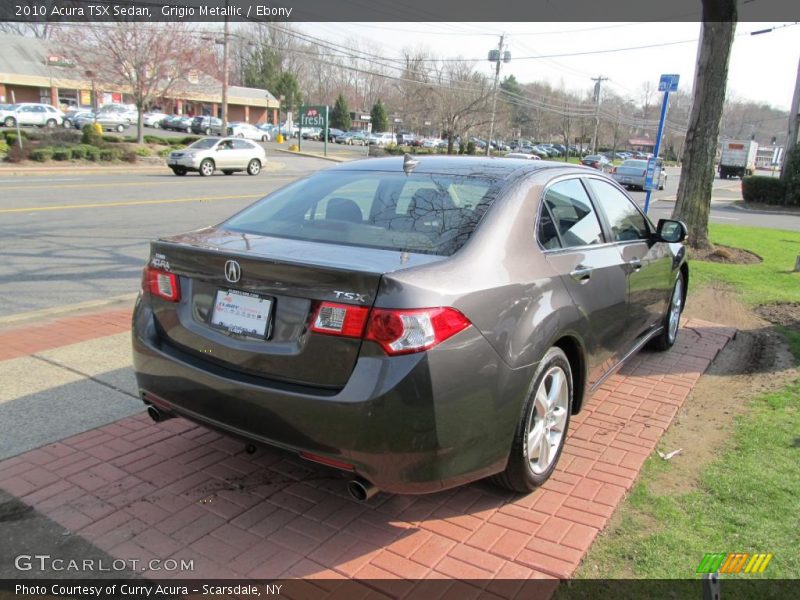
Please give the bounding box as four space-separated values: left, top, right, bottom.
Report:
0 32 280 123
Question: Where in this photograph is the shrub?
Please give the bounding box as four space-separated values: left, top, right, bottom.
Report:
82 123 103 146
178 136 201 145
69 146 86 160
122 150 138 163
466 141 476 155
133 146 151 157
0 139 7 155
123 136 138 143
157 147 173 158
144 135 170 145
40 129 81 145
5 144 26 163
742 176 785 205
85 148 101 161
783 143 800 206
99 148 122 161
4 133 18 147
29 148 54 162
102 135 122 143
52 149 70 161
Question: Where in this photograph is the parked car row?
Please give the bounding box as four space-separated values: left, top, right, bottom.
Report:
0 103 65 128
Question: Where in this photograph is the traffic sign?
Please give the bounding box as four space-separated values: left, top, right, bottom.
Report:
658 74 680 92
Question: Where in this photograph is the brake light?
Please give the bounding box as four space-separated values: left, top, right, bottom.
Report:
310 302 369 337
365 307 471 355
143 266 180 302
309 302 472 355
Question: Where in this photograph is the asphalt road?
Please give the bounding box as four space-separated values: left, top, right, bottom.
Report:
1 158 798 319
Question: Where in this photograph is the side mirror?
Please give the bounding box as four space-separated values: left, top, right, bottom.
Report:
656 219 687 243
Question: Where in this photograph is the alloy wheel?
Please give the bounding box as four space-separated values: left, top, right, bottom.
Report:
668 278 683 343
527 366 569 474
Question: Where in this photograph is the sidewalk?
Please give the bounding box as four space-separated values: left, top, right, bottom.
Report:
0 305 735 591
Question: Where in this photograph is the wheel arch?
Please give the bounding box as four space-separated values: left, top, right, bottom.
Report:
551 335 587 414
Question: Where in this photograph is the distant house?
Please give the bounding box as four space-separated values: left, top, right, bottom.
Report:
0 33 280 124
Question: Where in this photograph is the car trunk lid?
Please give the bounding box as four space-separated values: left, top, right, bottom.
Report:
146 228 443 389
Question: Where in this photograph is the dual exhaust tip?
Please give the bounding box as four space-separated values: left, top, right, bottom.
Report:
146 403 379 502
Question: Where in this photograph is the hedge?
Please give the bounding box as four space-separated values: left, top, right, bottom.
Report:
29 148 54 162
0 139 7 155
742 176 784 204
52 149 71 161
143 135 171 145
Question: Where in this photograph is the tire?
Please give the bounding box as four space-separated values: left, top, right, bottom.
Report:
493 347 573 493
171 167 187 176
222 170 234 175
46 119 57 128
246 159 261 176
237 133 244 138
648 273 685 352
261 135 268 142
198 159 215 177
116 124 124 133
153 122 160 129
4 116 16 128
205 128 211 136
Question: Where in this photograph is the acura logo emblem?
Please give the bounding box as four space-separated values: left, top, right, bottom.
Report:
224 260 241 283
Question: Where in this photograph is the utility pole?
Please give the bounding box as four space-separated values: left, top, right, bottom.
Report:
591 76 608 153
221 1 230 134
486 35 510 156
780 55 800 185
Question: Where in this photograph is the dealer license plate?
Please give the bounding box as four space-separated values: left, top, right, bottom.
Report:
210 289 272 338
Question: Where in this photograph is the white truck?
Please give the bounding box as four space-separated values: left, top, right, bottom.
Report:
718 139 758 179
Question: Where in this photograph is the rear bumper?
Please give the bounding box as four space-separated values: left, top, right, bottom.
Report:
132 298 531 494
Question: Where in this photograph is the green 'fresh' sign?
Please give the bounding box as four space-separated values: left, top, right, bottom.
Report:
299 105 328 129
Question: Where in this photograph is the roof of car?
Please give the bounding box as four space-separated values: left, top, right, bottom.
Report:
329 156 573 179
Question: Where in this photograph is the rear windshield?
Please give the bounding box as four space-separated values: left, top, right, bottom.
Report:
224 170 504 256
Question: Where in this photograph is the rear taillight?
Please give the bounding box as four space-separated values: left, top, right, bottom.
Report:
310 302 370 337
309 303 472 355
143 266 180 302
365 307 471 355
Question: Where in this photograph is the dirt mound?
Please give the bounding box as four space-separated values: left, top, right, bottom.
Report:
755 302 800 331
690 244 762 264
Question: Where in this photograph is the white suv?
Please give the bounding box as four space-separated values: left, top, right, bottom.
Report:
1 103 65 128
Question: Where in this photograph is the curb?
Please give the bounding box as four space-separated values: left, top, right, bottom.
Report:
728 202 800 217
271 147 350 162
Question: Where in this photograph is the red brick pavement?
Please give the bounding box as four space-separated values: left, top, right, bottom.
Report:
0 309 735 589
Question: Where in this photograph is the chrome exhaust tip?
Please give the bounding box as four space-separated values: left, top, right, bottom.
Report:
146 405 173 423
347 477 378 502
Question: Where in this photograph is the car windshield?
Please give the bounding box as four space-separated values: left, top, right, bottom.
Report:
224 170 505 256
188 138 219 150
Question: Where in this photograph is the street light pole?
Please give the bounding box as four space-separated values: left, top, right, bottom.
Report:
486 35 509 157
781 56 800 185
591 76 608 153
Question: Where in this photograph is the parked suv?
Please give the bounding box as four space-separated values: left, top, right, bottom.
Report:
191 116 224 136
1 103 64 128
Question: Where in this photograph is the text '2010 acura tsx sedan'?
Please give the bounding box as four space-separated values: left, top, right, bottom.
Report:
132 155 688 498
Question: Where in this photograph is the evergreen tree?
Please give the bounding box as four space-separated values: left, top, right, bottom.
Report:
370 100 388 132
330 94 351 130
274 72 302 115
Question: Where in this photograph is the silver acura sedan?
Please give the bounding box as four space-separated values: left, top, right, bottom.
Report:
166 137 267 177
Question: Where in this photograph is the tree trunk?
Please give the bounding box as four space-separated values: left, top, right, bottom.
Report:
671 7 737 250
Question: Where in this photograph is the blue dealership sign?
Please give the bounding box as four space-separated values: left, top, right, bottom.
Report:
644 157 659 191
658 74 680 92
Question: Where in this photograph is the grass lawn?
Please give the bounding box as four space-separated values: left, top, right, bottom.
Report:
689 224 800 305
556 224 800 596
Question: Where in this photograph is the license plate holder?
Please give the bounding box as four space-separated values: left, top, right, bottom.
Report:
210 289 272 339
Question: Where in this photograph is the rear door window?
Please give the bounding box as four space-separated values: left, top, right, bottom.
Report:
540 178 604 248
224 171 503 256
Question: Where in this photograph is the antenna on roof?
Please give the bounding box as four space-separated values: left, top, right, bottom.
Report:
402 153 419 175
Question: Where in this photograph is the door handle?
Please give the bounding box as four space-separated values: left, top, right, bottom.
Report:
627 258 643 272
570 266 593 282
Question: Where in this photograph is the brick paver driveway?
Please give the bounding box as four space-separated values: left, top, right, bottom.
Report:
0 308 734 594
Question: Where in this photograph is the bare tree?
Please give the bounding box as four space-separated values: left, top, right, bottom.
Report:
58 23 214 143
671 2 738 249
431 60 492 153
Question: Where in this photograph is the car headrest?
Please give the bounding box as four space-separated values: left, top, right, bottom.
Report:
325 197 363 223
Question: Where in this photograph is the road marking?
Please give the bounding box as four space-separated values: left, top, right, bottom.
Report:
0 178 81 185
0 180 186 192
710 215 740 221
0 189 291 214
